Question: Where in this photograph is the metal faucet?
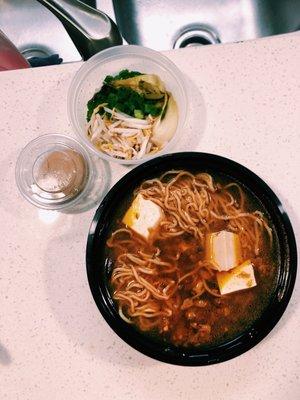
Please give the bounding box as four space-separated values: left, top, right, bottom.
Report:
36 0 122 60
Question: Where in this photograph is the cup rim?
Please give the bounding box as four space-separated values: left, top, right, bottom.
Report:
15 133 94 210
67 45 188 165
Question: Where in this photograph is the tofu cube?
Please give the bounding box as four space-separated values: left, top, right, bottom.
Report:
122 194 163 239
216 260 257 295
206 230 241 272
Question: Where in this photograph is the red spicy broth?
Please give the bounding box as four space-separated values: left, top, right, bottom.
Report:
106 170 279 347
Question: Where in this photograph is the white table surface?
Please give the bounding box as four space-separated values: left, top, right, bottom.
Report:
0 34 299 400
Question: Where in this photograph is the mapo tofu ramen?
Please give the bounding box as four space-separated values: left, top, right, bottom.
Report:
107 171 278 347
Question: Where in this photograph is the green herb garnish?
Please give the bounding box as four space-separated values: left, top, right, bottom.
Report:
87 69 163 121
104 69 142 84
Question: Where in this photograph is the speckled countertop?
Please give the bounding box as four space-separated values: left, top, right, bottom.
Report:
0 34 299 400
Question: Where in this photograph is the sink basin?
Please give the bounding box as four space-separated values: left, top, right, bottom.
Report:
1 0 299 67
0 0 96 64
99 0 300 50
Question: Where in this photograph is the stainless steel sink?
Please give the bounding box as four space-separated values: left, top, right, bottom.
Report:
0 0 97 64
0 0 299 67
101 0 300 50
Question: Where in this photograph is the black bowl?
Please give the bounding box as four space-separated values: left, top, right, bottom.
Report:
86 152 297 366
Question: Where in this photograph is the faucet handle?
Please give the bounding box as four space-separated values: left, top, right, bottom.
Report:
36 0 123 60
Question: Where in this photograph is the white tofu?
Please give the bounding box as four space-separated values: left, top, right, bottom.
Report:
122 194 163 239
216 260 257 295
206 230 241 271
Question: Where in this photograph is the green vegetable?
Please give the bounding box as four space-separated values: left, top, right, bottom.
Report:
104 69 142 85
152 94 178 146
134 109 144 119
86 70 164 121
144 103 162 117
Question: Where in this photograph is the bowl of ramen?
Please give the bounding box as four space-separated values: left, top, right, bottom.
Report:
86 152 297 365
68 45 187 164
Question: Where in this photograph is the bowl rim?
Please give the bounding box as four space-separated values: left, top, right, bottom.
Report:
67 45 188 165
86 152 297 366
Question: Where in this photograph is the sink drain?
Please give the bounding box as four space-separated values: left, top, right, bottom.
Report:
21 47 62 67
173 25 220 48
21 47 51 62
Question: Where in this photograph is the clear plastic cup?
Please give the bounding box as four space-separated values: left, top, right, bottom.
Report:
67 45 188 165
15 134 107 211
